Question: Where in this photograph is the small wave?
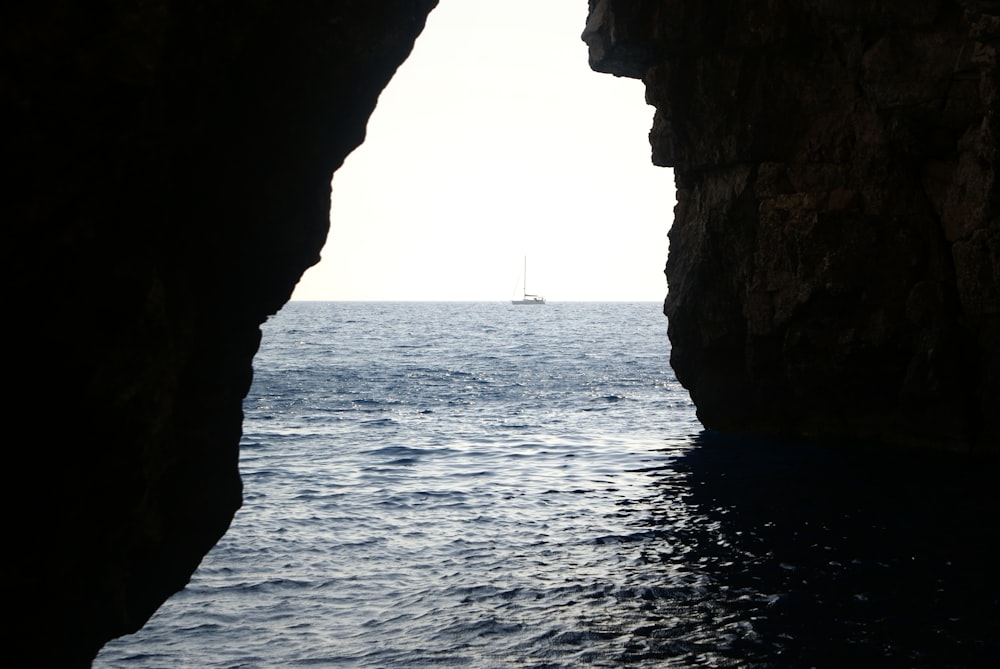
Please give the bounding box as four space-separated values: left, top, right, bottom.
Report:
551 629 622 645
352 397 401 408
591 529 672 544
242 578 314 593
360 417 395 427
362 444 424 457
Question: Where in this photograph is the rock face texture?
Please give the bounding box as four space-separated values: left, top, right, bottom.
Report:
3 1 437 665
585 0 999 450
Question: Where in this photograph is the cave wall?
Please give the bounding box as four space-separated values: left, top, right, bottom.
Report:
3 1 438 665
585 0 999 449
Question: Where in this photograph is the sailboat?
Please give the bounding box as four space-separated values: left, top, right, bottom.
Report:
512 256 546 305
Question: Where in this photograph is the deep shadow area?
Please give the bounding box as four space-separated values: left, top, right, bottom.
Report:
670 433 1000 668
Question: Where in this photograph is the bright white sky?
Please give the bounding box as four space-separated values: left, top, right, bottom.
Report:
290 0 676 302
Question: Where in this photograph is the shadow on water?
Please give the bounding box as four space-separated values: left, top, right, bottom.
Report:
662 431 1000 668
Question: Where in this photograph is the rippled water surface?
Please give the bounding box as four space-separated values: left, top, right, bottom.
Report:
95 302 999 668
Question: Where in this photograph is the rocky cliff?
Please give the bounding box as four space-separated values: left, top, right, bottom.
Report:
3 1 437 665
585 0 999 449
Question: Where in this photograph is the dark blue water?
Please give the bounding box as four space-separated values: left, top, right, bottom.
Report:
95 302 999 668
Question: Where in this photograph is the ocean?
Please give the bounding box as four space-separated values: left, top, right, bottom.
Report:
95 301 998 668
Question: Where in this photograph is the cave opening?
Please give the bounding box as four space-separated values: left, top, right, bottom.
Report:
94 1 695 665
13 0 1000 664
88 1 1000 665
290 0 676 303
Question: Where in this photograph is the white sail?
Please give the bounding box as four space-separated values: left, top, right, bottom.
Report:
512 257 545 305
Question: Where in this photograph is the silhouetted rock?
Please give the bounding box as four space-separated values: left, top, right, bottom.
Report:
3 2 437 665
585 0 999 450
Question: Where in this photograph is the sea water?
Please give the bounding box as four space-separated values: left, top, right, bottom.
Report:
95 302 998 668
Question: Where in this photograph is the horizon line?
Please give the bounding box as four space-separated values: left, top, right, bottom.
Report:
287 298 665 303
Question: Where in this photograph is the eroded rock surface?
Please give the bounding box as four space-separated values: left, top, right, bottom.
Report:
585 0 999 449
4 2 437 665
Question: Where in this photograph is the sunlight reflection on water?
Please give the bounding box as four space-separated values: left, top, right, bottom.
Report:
95 303 999 668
